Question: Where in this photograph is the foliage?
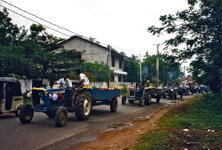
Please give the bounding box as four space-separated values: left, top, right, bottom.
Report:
134 94 222 149
148 0 222 93
79 62 110 82
142 53 182 85
0 9 82 79
123 55 140 82
120 85 127 95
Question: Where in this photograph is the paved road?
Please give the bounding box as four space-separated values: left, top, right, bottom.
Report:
0 95 195 150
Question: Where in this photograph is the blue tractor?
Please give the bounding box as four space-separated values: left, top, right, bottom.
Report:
19 86 120 127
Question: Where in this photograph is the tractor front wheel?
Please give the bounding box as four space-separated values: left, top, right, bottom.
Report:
55 106 68 127
122 96 127 105
19 104 34 124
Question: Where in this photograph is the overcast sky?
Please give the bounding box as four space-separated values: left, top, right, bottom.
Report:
2 0 188 57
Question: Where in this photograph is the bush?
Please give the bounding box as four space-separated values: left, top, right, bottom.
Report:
120 85 127 95
200 92 222 112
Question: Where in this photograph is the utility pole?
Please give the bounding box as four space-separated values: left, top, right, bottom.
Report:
139 54 142 82
107 47 111 88
154 44 160 87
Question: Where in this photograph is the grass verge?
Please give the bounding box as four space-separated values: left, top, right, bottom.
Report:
133 93 222 150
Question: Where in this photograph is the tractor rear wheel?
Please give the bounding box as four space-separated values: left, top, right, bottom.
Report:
156 95 160 103
122 96 127 105
174 93 177 100
144 93 151 105
75 91 92 121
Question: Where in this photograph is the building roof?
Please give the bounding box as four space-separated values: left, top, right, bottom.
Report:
63 35 126 58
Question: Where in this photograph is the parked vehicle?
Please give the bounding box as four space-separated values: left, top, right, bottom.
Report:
19 85 120 127
0 77 23 116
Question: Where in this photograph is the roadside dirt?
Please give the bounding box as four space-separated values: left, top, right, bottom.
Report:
71 98 193 150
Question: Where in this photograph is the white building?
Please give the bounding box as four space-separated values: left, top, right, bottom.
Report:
62 35 127 84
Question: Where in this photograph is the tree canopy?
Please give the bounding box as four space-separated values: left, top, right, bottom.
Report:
123 55 140 82
0 8 82 79
142 53 182 85
148 0 222 93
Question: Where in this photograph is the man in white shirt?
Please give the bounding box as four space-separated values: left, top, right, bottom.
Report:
76 69 90 86
58 73 72 89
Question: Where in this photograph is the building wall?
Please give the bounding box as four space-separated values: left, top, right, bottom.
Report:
63 37 108 64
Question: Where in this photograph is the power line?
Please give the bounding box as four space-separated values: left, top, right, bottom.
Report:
2 0 81 36
1 0 134 55
0 5 71 37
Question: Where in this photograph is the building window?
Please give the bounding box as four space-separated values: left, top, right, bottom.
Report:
118 75 122 82
112 56 115 67
119 58 122 69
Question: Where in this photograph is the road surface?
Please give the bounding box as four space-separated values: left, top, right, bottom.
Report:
0 96 195 150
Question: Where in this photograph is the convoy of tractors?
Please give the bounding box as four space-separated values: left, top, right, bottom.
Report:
0 77 207 127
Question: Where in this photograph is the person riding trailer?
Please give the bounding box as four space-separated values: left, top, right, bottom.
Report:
75 69 90 87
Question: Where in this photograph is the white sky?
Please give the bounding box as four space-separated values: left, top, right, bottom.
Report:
1 0 188 57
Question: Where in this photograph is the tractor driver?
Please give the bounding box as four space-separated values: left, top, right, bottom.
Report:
145 77 150 87
58 73 72 89
76 69 90 87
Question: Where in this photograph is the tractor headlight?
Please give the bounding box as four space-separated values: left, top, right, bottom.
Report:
52 93 58 101
27 92 32 98
49 93 52 99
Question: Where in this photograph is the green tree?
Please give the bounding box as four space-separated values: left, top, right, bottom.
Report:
78 62 110 82
142 54 182 85
148 0 222 93
124 55 139 82
0 9 82 79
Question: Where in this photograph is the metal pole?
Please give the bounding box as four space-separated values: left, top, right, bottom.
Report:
139 54 142 82
184 65 186 77
107 47 111 88
154 44 160 87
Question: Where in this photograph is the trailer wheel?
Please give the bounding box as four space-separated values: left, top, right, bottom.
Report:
110 98 118 112
144 93 151 105
75 91 92 121
55 106 68 127
19 104 34 124
122 96 127 105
